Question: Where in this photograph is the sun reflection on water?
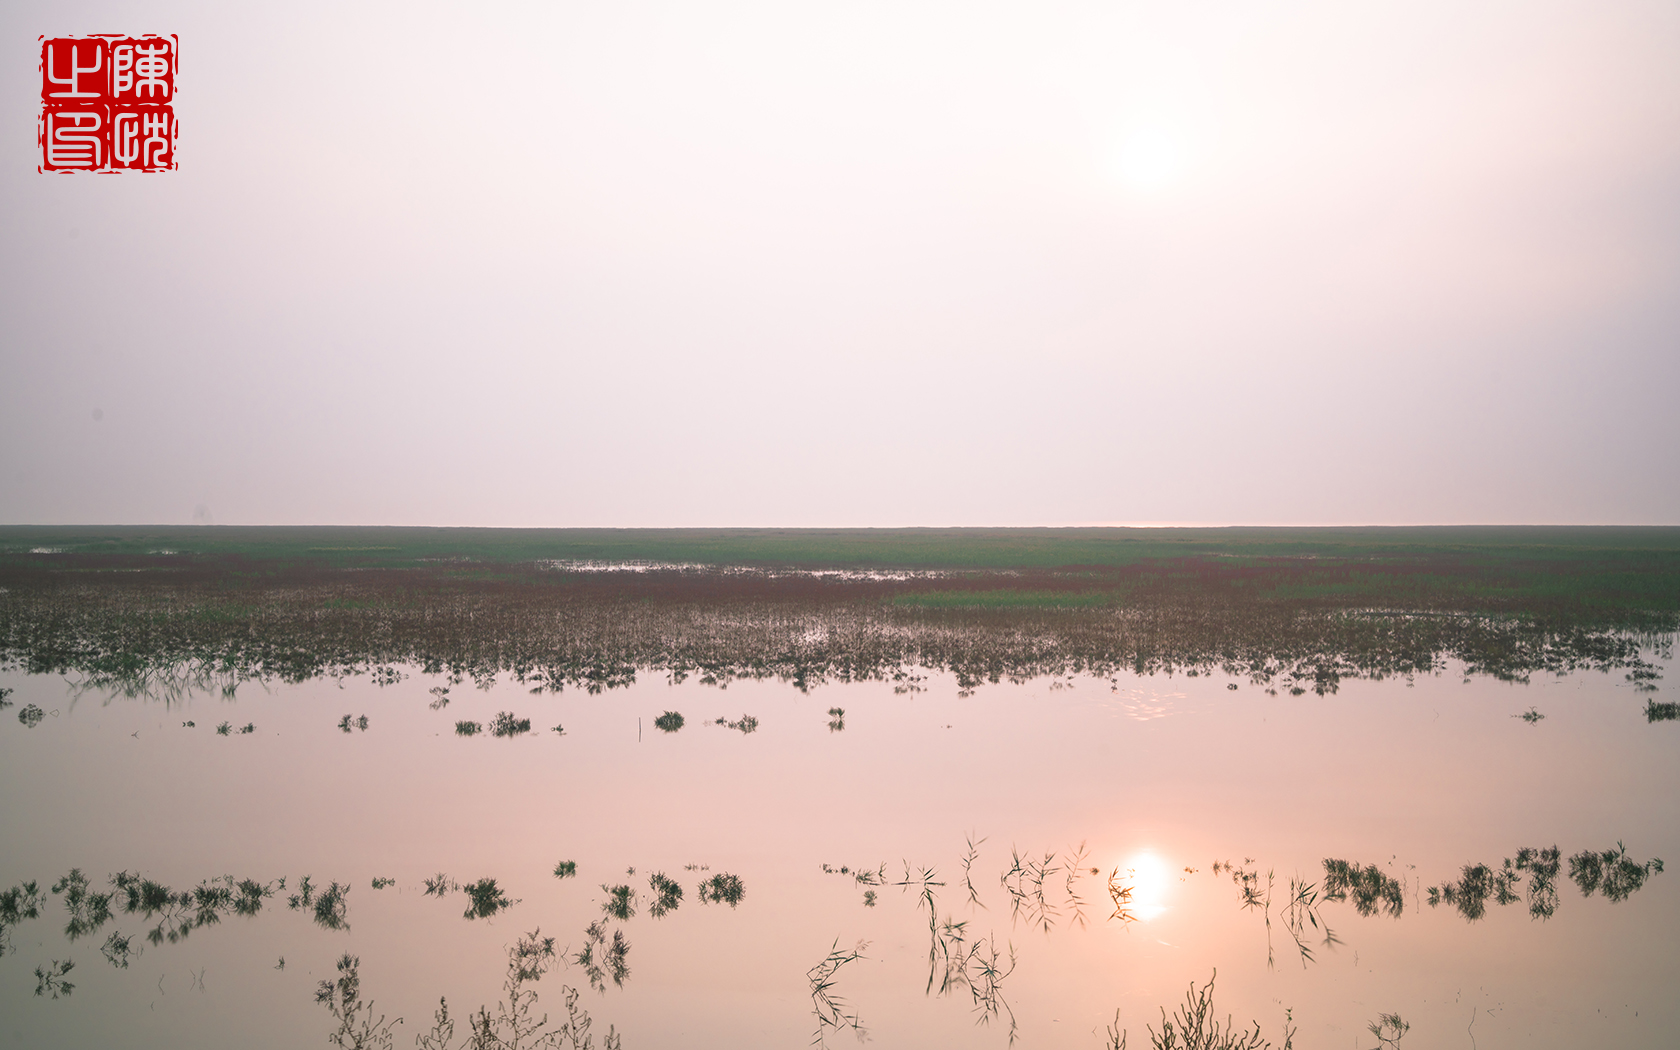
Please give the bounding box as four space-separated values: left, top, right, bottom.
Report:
1119 851 1172 921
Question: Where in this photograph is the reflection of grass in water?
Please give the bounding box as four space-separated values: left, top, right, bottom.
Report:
573 919 631 992
33 959 75 999
1569 843 1664 902
455 721 482 736
647 873 683 918
652 711 684 732
462 878 516 920
714 714 758 734
52 869 113 940
1322 860 1404 918
1107 969 1293 1050
287 876 350 931
553 860 577 880
826 706 845 732
1646 700 1679 722
313 882 350 930
490 711 531 737
0 881 45 958
808 939 868 1049
601 884 636 921
1427 843 1663 920
100 929 138 968
698 873 745 907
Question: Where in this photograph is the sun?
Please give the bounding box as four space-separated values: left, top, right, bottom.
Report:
1109 123 1187 193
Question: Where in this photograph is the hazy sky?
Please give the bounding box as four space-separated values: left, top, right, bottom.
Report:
5 1 1678 527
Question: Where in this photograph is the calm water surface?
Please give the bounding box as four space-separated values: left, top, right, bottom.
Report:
1 659 1674 1048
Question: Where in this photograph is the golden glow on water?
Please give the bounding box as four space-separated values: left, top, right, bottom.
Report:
1120 850 1172 922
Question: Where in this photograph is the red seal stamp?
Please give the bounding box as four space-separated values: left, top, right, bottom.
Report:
39 34 178 173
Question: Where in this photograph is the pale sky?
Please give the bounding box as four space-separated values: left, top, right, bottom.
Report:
4 1 1678 527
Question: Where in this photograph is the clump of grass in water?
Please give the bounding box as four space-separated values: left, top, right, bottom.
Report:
424 874 457 896
1569 843 1664 902
313 882 350 930
553 861 577 880
371 877 395 890
601 884 636 921
337 714 370 732
698 873 745 907
52 869 113 941
1516 707 1544 724
455 721 482 736
216 721 232 735
0 881 46 958
0 686 10 708
428 686 450 710
490 711 531 737
462 878 516 920
714 714 758 734
239 722 255 734
827 707 845 732
647 873 683 918
1646 699 1680 722
653 710 684 732
1321 860 1404 917
18 703 44 727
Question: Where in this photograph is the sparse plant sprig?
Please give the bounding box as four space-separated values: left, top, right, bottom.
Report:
1367 1012 1409 1049
315 953 397 1049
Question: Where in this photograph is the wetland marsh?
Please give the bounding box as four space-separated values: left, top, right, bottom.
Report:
0 526 1675 1048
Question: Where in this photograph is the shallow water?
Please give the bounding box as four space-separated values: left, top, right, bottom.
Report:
0 657 1674 1049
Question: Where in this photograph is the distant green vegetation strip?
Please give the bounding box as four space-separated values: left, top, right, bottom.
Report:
4 524 1679 571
